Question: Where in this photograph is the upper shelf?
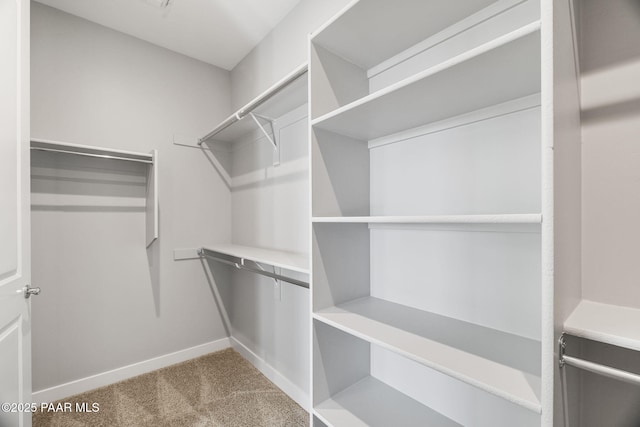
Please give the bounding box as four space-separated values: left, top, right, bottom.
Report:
31 138 154 164
311 23 540 141
311 0 497 70
564 300 640 352
31 138 158 247
199 64 308 144
201 243 309 274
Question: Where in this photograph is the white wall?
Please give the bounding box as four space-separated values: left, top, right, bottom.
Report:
30 3 232 394
575 0 640 425
230 0 351 109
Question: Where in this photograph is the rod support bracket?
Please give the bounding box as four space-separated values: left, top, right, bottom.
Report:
558 333 567 369
248 112 278 151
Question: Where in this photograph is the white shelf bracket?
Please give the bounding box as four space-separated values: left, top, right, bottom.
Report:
248 112 280 166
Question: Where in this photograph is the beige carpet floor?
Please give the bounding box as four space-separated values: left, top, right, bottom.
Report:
33 348 308 427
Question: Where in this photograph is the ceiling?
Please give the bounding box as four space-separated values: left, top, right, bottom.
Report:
34 0 301 70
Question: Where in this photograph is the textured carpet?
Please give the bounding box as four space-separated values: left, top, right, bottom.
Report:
33 348 308 426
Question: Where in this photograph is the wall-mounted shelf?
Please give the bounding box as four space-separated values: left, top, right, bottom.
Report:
314 297 542 413
314 376 461 427
199 244 309 289
564 300 640 352
30 138 159 247
311 214 542 224
311 23 540 141
198 63 308 145
200 244 308 274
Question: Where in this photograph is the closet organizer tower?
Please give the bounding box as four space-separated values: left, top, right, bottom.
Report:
309 0 580 426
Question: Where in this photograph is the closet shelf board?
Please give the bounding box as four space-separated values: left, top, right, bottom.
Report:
310 0 497 70
202 244 309 274
311 214 543 224
31 138 153 162
564 300 640 352
314 297 542 413
200 64 308 143
311 23 541 141
314 376 461 427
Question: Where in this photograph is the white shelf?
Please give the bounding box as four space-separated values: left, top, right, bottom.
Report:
312 214 542 224
202 243 309 274
314 376 460 427
314 297 542 413
31 138 153 163
200 64 308 143
311 23 540 141
564 300 640 352
311 0 497 70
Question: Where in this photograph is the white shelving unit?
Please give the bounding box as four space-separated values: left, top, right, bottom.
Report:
31 138 159 247
196 63 310 279
193 63 312 409
310 0 581 425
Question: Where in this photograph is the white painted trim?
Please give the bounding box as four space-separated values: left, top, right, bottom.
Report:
231 336 310 412
32 337 231 403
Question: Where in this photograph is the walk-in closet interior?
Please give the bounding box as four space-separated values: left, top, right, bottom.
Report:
1 0 640 426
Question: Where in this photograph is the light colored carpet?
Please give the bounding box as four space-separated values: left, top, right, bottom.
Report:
33 348 308 427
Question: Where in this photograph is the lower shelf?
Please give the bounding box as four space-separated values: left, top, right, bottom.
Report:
201 243 309 274
314 376 460 427
314 297 541 412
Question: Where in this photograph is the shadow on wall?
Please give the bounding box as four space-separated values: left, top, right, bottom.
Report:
578 0 640 74
31 150 147 211
578 0 640 123
146 233 161 316
201 258 232 336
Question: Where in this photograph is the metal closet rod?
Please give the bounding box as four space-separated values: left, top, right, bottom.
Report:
31 146 153 164
198 64 308 144
559 334 640 386
198 248 309 289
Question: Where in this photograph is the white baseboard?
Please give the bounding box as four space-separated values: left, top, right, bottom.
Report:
33 337 231 403
230 336 310 412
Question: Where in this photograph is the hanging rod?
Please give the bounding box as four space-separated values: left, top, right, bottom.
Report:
31 146 153 164
198 247 309 289
559 334 640 386
198 63 308 145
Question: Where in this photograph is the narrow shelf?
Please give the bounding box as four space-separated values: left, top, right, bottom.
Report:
314 376 460 427
201 243 309 274
311 0 497 71
31 138 153 164
311 23 540 141
314 297 542 413
564 300 640 352
312 214 542 224
199 63 308 144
